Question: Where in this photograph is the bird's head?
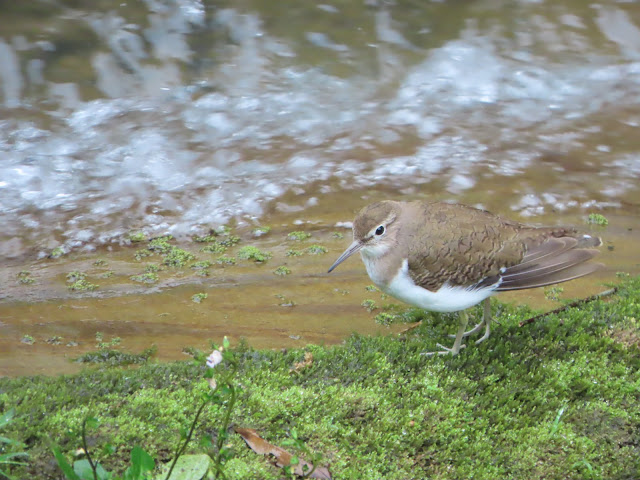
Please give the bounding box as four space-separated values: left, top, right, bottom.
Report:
328 201 401 272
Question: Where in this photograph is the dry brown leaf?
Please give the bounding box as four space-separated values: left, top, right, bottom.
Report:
235 427 331 479
290 352 314 374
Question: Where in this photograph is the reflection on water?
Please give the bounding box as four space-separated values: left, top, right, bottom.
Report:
0 0 639 258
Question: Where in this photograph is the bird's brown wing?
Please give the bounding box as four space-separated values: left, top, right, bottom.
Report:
492 235 602 291
405 202 601 292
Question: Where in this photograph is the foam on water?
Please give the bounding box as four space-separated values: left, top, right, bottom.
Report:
1 1 639 257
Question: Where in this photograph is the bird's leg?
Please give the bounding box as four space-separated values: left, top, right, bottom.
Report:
449 298 491 339
474 298 492 344
423 310 469 356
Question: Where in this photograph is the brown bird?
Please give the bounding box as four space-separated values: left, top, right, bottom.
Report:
328 200 603 355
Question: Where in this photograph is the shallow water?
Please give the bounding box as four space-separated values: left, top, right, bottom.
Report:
1 0 639 376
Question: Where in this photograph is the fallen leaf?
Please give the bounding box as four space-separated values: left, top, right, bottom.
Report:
290 352 314 374
236 427 331 479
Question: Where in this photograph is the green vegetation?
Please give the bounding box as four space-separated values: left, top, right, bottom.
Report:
587 213 609 226
1 277 640 480
191 293 208 304
128 232 146 243
16 271 34 285
201 242 228 254
130 272 159 284
93 259 108 266
99 270 114 278
285 249 303 257
252 226 271 237
237 246 272 263
191 261 212 270
50 247 64 258
148 236 174 255
274 266 292 276
287 231 311 241
544 285 564 301
20 335 35 345
0 409 28 478
163 247 196 267
66 272 98 291
306 244 328 255
332 232 344 239
145 264 160 273
217 256 237 265
361 299 378 312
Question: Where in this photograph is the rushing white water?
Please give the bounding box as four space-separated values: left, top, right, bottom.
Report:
1 0 639 258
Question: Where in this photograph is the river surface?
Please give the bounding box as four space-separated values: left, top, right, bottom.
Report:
1 0 639 376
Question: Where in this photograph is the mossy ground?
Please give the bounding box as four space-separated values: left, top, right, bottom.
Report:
1 278 639 480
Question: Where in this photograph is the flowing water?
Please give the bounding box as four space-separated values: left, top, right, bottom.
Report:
1 0 639 376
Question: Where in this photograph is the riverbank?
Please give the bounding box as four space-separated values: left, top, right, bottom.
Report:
1 276 638 479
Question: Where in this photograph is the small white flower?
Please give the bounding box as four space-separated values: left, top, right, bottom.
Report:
206 350 223 368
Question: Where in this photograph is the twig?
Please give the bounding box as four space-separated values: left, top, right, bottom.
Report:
519 287 618 327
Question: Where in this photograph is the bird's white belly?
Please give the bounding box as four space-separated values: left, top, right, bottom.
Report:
363 256 496 313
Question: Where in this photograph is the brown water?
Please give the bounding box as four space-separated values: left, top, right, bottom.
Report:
1 0 639 376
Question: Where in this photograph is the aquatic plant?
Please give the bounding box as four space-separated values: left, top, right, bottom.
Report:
587 213 608 226
237 246 272 263
287 231 311 241
274 266 292 276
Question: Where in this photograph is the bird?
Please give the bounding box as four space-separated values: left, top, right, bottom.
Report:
327 200 603 355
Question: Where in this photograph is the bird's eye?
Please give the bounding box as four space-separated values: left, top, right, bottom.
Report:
375 226 385 236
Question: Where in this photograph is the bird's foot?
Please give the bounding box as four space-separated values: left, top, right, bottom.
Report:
421 342 466 356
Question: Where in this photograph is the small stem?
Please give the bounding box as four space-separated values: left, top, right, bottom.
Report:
213 365 238 479
164 399 210 480
81 418 98 480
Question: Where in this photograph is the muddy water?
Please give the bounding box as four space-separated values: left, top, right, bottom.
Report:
1 0 640 376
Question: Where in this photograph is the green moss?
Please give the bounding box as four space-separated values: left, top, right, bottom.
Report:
274 266 291 276
148 236 174 255
20 334 35 345
191 293 208 304
50 247 64 258
17 271 35 284
191 260 212 270
587 213 608 226
145 264 160 273
201 242 228 254
253 226 271 237
332 232 345 239
361 299 378 312
544 286 564 301
93 259 108 266
285 249 303 257
163 248 196 267
134 249 153 261
237 246 272 263
67 273 98 291
217 256 237 265
287 231 311 241
128 232 146 243
99 270 115 279
75 346 157 366
306 244 328 255
130 272 159 284
3 276 640 480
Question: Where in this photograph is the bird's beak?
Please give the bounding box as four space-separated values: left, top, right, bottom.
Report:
328 240 363 273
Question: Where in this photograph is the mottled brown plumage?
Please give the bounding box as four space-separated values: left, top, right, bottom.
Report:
350 200 601 292
329 200 603 355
